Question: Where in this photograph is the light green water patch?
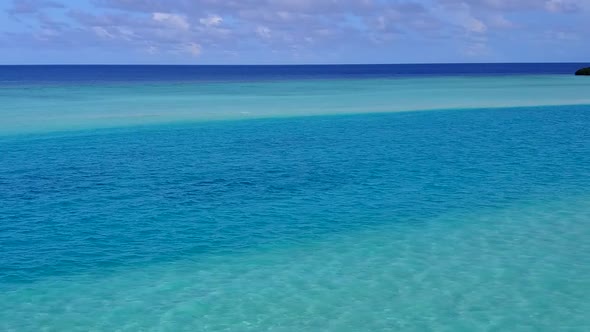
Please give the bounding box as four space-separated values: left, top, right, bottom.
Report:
2 195 589 331
1 75 589 136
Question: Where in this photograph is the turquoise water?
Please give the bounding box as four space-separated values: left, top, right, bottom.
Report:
1 73 590 331
2 75 590 136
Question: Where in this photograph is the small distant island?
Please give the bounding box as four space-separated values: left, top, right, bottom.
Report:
575 67 590 75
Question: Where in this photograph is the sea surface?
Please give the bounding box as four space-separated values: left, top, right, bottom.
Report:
1 64 590 331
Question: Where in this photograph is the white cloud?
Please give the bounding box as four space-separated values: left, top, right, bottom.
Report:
465 17 487 33
93 26 115 39
256 26 272 39
545 0 580 13
488 15 515 29
182 42 202 57
7 0 590 63
200 14 223 27
146 45 158 54
546 30 579 41
464 41 490 56
152 12 190 30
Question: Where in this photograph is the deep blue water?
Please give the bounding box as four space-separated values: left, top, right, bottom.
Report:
0 63 588 84
2 105 589 284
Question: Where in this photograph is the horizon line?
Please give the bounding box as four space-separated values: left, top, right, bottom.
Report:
0 61 588 66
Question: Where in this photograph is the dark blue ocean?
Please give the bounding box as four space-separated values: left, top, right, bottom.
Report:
1 64 590 331
0 63 588 84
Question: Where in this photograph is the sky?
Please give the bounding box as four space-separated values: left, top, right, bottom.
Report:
0 0 589 64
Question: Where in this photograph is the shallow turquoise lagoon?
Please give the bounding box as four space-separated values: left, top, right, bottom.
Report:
2 75 590 135
1 75 590 331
